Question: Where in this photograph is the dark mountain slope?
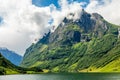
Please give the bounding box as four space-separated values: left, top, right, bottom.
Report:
0 53 43 75
0 53 21 75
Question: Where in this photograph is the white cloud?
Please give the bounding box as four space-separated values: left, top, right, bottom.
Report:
0 0 84 56
51 0 84 27
85 0 120 25
0 0 51 55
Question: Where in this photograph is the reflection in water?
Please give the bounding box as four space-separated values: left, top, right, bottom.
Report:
0 73 120 80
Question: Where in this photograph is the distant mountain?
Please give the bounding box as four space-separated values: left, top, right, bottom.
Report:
0 48 22 65
21 10 120 72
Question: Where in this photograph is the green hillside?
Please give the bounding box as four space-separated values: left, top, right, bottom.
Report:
0 53 43 75
0 53 20 75
21 11 120 73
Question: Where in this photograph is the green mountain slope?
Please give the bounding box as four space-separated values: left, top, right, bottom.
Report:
21 10 120 72
0 53 20 75
0 53 43 75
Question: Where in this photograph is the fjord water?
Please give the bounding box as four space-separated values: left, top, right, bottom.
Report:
0 73 120 80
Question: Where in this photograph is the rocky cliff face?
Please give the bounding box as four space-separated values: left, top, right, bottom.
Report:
37 10 108 45
21 10 120 72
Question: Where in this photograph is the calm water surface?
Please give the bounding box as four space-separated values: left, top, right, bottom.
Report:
0 73 120 80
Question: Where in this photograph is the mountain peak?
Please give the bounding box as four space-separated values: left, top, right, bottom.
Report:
36 10 108 46
58 10 107 35
21 10 120 72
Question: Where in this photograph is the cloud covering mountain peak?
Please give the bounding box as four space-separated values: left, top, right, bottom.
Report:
0 0 120 55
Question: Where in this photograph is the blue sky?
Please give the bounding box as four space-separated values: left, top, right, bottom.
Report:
32 0 89 8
